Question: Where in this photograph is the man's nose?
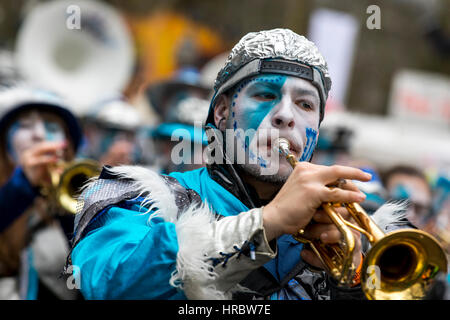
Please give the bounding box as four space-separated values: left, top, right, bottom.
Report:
271 99 295 129
31 120 46 141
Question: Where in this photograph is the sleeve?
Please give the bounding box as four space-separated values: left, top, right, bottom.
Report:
0 167 39 233
71 205 186 300
170 206 277 299
70 165 277 299
71 202 277 300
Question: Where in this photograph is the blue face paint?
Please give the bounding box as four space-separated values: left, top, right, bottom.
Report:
257 155 267 168
44 121 64 142
230 75 288 168
5 112 66 164
99 130 119 154
299 127 317 162
231 74 287 134
392 184 411 200
229 74 320 169
6 122 20 161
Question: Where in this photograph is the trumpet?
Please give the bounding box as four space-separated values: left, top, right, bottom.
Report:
437 230 450 251
42 159 101 214
428 228 450 258
274 137 448 300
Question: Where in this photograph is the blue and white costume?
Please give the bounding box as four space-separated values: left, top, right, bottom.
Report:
68 29 408 300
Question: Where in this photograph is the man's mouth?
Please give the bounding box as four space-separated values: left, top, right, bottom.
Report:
261 137 301 157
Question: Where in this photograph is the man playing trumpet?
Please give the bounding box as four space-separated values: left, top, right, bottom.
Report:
69 29 425 300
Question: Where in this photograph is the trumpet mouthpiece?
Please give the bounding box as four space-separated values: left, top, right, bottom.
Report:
273 137 291 156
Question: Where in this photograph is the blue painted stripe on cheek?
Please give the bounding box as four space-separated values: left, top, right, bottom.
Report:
299 127 318 162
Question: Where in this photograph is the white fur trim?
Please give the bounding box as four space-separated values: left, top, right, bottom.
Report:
371 200 409 232
106 166 179 222
171 206 273 300
95 166 270 300
106 166 230 299
169 201 228 299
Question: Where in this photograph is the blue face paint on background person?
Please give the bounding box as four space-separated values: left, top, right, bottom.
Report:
6 111 65 163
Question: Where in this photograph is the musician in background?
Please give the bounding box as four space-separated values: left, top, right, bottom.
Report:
313 126 387 215
79 96 145 167
381 165 434 229
0 86 81 299
145 68 210 173
68 29 411 300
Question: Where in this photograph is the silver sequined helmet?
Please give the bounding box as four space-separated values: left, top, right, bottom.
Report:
206 28 331 125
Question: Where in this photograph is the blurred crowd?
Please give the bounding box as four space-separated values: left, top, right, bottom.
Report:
0 0 448 300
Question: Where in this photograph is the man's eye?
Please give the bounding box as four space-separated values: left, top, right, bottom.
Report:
253 92 276 100
297 101 313 110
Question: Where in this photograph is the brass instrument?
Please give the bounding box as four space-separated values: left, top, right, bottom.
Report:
44 159 101 214
15 0 134 111
274 137 448 300
424 224 450 253
430 229 450 262
436 229 450 251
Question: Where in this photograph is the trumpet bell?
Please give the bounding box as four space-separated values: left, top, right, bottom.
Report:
274 136 448 299
56 159 100 214
362 229 448 300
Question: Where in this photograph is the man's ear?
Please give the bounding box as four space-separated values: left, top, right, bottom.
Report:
213 94 230 131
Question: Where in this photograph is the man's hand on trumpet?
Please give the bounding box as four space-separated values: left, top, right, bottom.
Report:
300 206 363 271
262 161 371 272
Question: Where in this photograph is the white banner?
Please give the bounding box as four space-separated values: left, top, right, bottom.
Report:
388 70 450 127
308 8 359 111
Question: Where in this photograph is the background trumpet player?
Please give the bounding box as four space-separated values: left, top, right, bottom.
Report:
0 86 82 300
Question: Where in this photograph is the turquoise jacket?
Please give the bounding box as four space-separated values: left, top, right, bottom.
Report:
71 167 304 299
